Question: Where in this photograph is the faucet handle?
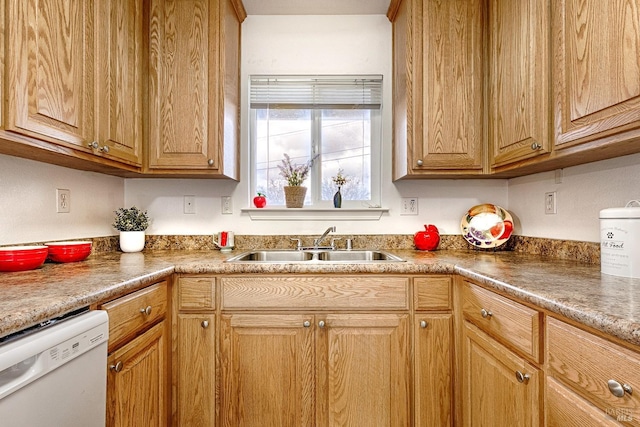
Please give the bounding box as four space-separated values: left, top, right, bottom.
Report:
330 237 342 249
290 238 302 250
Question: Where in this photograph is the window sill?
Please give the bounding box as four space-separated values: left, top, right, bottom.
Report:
241 207 388 221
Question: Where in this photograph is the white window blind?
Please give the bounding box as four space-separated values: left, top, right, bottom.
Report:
250 75 383 110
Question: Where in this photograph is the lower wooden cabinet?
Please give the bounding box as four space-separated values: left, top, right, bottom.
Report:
220 312 410 427
413 276 454 426
220 314 315 426
546 376 621 427
547 317 640 426
100 280 170 427
175 314 216 426
173 276 217 426
462 322 541 427
106 321 167 427
414 314 453 426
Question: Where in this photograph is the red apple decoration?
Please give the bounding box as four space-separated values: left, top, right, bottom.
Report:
253 192 267 208
414 224 440 251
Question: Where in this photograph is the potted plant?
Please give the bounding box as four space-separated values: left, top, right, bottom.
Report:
277 153 318 208
112 206 150 252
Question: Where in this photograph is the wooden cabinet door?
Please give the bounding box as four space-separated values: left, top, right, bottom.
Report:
220 314 315 427
390 0 484 178
148 0 215 170
546 377 621 427
414 314 453 427
148 0 242 176
6 0 95 147
107 321 167 427
462 322 541 427
175 314 216 426
95 0 143 166
489 0 550 168
316 314 410 427
553 0 640 148
418 0 484 173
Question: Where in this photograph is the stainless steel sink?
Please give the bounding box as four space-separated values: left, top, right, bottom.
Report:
225 249 404 263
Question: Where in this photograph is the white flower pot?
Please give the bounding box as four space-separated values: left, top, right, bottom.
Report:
119 231 146 253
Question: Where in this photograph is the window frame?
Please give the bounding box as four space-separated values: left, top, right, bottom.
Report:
248 75 383 209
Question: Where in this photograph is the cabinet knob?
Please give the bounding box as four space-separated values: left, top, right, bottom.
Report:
303 320 311 328
416 159 424 166
515 371 530 384
420 320 428 328
318 320 326 328
480 308 493 319
88 141 99 149
608 379 633 397
208 159 214 166
531 142 542 151
110 361 123 373
201 320 209 329
140 306 152 316
100 145 110 153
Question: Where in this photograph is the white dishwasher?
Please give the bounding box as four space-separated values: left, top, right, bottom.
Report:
0 309 109 427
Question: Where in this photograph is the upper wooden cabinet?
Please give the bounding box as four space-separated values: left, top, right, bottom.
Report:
389 0 485 179
5 0 96 148
552 0 640 150
95 0 144 166
147 0 245 178
489 0 551 169
4 0 143 169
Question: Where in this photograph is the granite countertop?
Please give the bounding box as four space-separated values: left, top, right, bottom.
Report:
1 249 639 348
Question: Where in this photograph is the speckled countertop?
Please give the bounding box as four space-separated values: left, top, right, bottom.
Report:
1 249 639 348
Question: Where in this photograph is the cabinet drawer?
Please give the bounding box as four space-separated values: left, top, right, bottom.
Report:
414 276 451 311
101 281 168 350
546 377 621 426
547 317 640 425
177 277 216 311
461 281 541 362
221 276 409 310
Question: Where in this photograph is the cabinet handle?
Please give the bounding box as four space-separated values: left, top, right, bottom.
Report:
420 320 428 328
201 320 209 329
100 145 110 153
480 308 493 319
318 320 326 328
416 159 423 166
88 141 99 149
515 371 530 384
140 306 152 316
531 142 542 150
608 379 633 397
303 320 311 328
207 159 214 166
110 361 123 373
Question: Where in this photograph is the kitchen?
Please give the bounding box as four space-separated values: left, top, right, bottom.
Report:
1 0 640 426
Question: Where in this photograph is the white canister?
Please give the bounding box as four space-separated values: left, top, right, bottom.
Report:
600 201 640 278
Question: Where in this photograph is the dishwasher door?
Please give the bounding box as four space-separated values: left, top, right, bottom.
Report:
0 310 109 427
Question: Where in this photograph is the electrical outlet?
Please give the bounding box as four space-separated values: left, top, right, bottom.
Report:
221 196 233 214
184 195 196 214
56 189 70 213
400 197 418 215
545 191 557 214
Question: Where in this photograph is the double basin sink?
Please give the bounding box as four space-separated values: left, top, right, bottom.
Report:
225 249 404 263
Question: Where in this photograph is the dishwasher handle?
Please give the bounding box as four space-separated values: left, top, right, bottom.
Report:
0 354 46 400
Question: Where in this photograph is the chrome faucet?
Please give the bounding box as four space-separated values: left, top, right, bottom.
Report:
313 226 336 250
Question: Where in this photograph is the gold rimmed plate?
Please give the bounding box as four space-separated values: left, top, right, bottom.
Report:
461 204 513 248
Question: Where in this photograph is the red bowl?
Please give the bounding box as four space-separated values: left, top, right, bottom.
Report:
0 246 49 272
45 241 92 263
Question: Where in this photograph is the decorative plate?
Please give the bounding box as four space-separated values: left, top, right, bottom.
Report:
460 204 513 248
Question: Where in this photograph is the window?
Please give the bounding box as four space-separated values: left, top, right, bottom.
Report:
250 75 382 208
